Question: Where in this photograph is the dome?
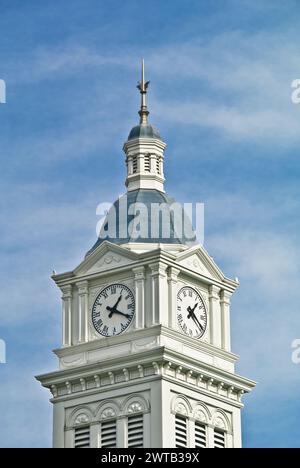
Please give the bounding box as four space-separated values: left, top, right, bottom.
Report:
86 189 196 256
127 124 162 141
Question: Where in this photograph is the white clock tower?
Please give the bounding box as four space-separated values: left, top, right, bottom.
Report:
37 62 255 449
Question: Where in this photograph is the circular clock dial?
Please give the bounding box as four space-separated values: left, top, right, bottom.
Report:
92 283 135 337
177 286 207 339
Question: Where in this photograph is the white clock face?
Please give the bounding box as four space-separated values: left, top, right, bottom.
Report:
92 283 135 337
177 286 207 339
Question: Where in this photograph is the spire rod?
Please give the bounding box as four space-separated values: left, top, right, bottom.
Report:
137 59 150 125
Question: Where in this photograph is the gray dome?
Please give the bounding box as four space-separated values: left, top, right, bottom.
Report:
86 189 196 256
128 124 162 141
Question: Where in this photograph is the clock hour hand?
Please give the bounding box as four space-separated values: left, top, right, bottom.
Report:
112 294 122 310
187 303 198 319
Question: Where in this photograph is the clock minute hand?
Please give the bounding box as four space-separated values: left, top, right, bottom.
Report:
111 309 131 320
106 306 131 320
187 306 203 332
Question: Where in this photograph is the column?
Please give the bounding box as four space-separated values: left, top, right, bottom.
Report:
167 267 180 329
137 153 144 172
149 262 168 327
207 424 215 448
150 154 156 174
127 155 133 176
53 402 65 448
76 280 89 344
220 289 232 351
90 423 100 448
133 266 145 329
209 285 222 348
61 285 72 347
118 417 127 448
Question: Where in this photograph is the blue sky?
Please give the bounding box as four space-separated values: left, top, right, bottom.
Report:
1 0 300 447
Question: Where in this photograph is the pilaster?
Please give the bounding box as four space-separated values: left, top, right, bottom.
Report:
76 281 89 344
209 285 222 348
61 285 72 347
167 267 181 329
132 266 145 329
149 262 168 327
220 290 231 351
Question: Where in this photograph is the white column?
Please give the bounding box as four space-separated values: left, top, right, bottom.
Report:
207 424 215 448
53 402 65 448
149 262 168 327
76 281 89 344
232 408 242 448
209 285 222 348
118 417 127 448
167 267 180 329
133 266 145 329
90 423 100 448
150 154 156 174
189 420 196 448
137 154 143 172
220 289 231 351
61 285 72 347
127 155 133 176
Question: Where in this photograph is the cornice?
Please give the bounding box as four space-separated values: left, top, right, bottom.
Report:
36 347 255 407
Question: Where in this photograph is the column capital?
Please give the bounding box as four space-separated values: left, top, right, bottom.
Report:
76 280 89 295
168 266 181 282
149 261 168 277
209 284 221 299
61 284 72 299
220 289 232 304
132 265 145 280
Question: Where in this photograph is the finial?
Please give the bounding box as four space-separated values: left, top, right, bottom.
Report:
137 59 150 125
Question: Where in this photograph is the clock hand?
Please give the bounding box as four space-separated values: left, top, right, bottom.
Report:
187 306 203 332
106 295 123 318
106 306 131 320
112 309 131 319
112 294 122 310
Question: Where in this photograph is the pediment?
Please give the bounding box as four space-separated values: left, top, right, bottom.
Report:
175 245 225 282
74 241 138 276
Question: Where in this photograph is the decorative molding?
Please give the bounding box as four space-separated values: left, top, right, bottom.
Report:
75 413 89 425
100 407 117 420
128 402 143 414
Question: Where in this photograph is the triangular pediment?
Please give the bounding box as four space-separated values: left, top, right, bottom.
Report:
175 245 225 282
74 241 139 276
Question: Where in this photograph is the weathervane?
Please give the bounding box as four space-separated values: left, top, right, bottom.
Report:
137 59 150 124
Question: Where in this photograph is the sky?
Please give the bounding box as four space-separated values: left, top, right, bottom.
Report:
0 0 300 448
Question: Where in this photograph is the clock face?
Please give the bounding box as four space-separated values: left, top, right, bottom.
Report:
92 283 135 337
177 286 207 339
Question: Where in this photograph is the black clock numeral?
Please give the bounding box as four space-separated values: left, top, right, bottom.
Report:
110 285 116 294
188 290 192 297
183 291 187 297
102 291 108 299
94 311 101 317
177 305 181 311
97 318 103 327
113 327 117 335
127 303 133 310
102 325 109 336
125 294 130 300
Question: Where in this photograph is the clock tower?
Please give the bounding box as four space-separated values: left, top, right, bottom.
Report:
36 62 255 449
